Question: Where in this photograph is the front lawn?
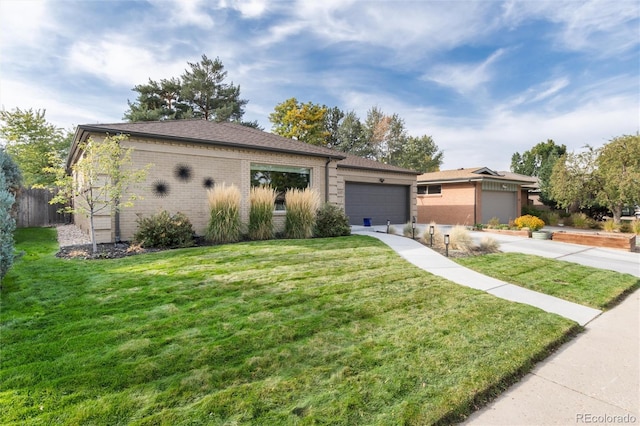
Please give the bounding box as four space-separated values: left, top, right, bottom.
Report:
1 228 577 425
456 252 639 310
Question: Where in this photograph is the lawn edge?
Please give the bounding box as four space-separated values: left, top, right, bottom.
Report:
435 322 583 425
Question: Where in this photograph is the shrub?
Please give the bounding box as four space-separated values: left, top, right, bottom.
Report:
631 219 640 235
602 219 618 232
449 225 475 252
0 150 21 282
487 217 500 228
514 214 545 231
403 222 421 239
249 186 276 240
285 188 320 239
619 221 632 234
133 211 194 248
420 222 444 248
477 236 500 253
314 203 351 238
541 211 560 226
521 206 543 217
570 213 590 229
206 183 242 244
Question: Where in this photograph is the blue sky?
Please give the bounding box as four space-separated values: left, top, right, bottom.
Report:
1 0 638 170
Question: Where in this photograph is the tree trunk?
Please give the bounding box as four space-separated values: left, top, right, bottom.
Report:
89 212 97 253
612 205 623 224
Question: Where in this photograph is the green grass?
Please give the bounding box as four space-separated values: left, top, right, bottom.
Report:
457 252 639 310
1 228 578 425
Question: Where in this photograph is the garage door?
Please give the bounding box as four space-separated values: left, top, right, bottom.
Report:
345 182 409 226
482 191 517 224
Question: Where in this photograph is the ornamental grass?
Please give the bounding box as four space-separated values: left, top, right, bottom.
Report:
249 185 277 240
284 188 320 239
206 183 242 243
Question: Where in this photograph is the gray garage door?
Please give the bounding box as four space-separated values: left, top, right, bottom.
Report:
482 191 517 224
345 182 409 226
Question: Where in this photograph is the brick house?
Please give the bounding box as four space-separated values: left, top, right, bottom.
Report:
66 120 418 243
416 167 537 225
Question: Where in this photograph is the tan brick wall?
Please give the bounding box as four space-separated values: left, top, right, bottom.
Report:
116 136 334 240
72 133 417 242
417 182 479 225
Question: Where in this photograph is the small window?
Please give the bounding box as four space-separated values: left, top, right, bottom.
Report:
427 185 442 195
251 164 311 210
418 185 441 195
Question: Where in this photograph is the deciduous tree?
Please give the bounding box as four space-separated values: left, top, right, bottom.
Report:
269 98 329 146
594 134 640 223
0 108 71 188
549 134 640 223
511 139 566 206
50 134 151 253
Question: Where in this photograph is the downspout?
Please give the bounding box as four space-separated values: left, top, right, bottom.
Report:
115 208 121 243
471 180 477 224
325 158 331 203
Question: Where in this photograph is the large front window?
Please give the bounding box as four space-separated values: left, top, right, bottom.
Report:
250 164 311 210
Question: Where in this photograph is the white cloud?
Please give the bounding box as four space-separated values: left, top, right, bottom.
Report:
423 49 507 95
501 0 640 55
506 77 571 109
148 0 215 29
227 0 269 18
0 0 53 53
65 38 186 87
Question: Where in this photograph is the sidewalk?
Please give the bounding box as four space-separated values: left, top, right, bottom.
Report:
353 226 639 425
352 228 602 325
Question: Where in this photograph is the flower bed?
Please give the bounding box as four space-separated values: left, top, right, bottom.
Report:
552 231 636 251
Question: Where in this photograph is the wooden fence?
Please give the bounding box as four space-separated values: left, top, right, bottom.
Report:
15 188 69 228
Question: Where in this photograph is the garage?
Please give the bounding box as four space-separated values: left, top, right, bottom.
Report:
345 182 410 226
482 191 517 224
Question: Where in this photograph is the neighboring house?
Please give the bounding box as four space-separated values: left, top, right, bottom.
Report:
416 167 537 225
66 120 417 243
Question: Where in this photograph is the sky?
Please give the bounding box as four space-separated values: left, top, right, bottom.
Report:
1 0 638 171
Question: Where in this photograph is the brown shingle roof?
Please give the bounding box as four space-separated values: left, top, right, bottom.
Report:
417 167 536 184
73 120 346 161
338 154 418 175
69 119 417 175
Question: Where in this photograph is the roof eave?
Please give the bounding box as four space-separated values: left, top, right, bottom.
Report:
73 124 346 162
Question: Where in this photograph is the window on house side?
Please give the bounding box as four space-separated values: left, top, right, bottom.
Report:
250 164 311 210
418 185 441 195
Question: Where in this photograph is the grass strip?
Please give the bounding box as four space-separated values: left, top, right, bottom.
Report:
1 228 577 425
456 252 639 310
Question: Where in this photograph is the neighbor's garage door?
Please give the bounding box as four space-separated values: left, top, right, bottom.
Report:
482 191 517 224
345 182 409 226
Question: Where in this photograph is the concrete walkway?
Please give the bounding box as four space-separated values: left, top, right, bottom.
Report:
352 228 602 326
353 226 639 425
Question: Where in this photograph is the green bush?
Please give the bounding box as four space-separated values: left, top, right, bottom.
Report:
486 217 501 228
541 211 560 226
133 211 194 248
314 203 351 238
0 150 21 282
206 183 242 244
570 213 590 229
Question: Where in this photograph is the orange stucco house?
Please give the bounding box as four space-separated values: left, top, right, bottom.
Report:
416 167 537 225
